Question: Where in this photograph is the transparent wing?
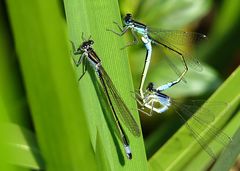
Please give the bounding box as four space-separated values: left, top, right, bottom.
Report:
172 100 231 158
99 66 141 137
162 50 187 83
148 28 207 45
148 28 206 72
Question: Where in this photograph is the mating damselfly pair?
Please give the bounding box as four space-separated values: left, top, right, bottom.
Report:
71 14 231 160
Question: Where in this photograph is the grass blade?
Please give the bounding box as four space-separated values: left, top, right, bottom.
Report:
211 110 240 171
148 66 240 171
6 0 95 170
183 109 240 171
0 123 43 169
63 0 147 169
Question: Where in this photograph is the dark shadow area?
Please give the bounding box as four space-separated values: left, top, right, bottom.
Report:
87 64 126 165
19 126 45 170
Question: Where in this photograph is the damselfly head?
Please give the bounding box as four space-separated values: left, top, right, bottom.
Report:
88 39 94 45
124 13 133 25
146 82 154 91
80 40 94 51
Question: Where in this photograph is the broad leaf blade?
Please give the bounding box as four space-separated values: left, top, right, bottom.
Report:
148 66 240 171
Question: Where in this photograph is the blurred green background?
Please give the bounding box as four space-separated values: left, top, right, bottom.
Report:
0 0 239 170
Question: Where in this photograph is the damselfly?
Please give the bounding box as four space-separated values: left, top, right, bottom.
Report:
107 13 206 99
71 35 141 159
135 82 231 159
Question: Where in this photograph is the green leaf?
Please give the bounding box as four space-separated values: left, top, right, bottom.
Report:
148 66 240 171
63 0 147 170
0 2 34 170
0 0 29 127
211 110 240 171
0 124 43 170
6 0 95 170
183 109 240 171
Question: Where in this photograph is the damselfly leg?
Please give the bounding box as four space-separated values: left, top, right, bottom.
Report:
108 14 206 100
136 82 231 159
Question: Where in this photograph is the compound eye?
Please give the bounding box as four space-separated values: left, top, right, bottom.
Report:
124 18 130 25
80 45 86 50
89 40 94 45
124 14 132 24
147 82 154 90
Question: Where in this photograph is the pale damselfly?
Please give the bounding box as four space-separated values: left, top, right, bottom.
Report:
135 82 231 159
108 14 206 99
